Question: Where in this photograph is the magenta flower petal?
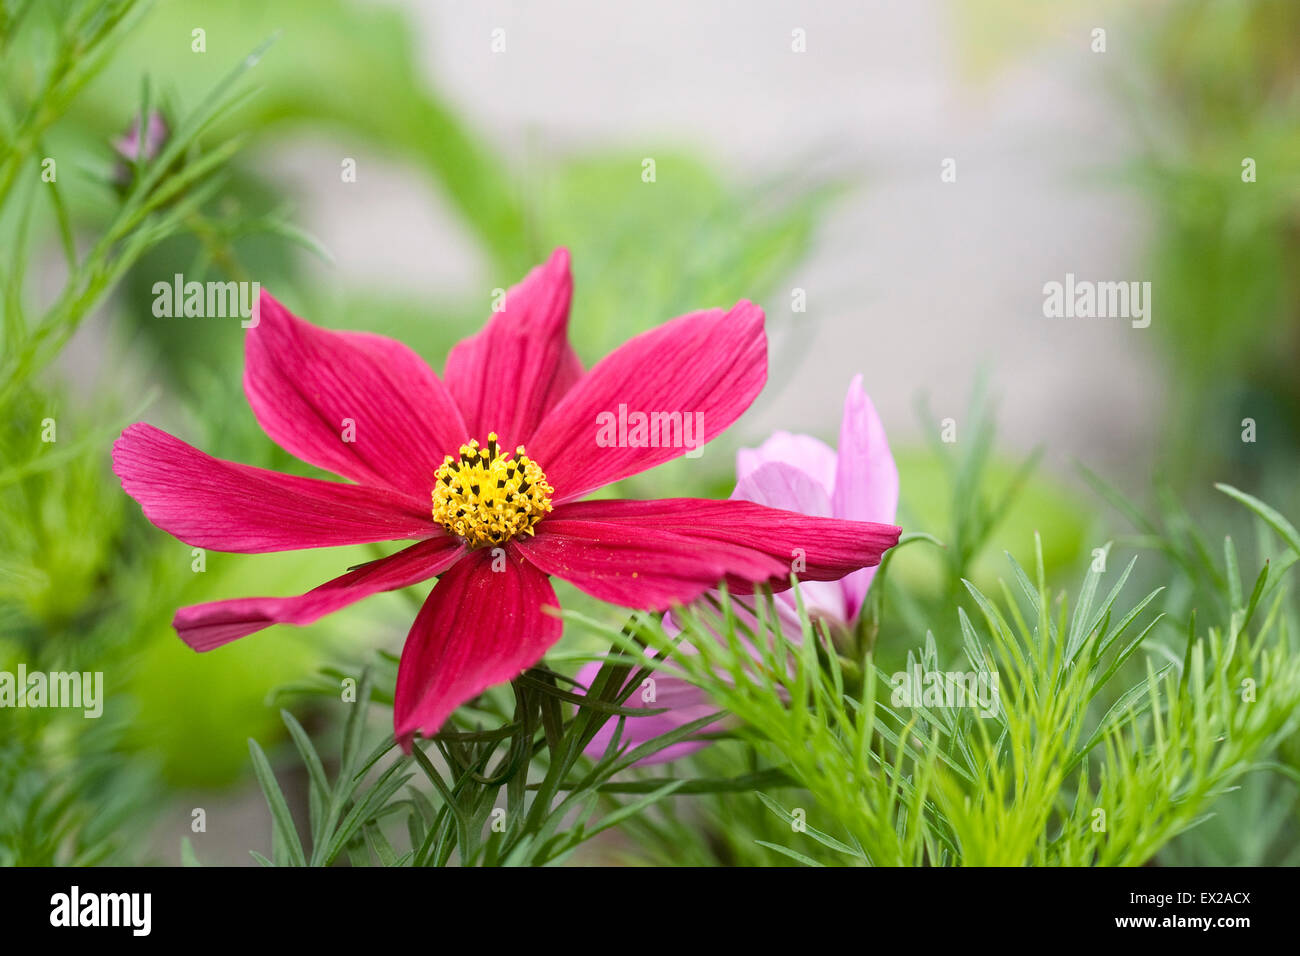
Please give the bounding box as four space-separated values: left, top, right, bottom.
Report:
574 661 717 765
442 248 582 451
832 375 899 619
112 423 436 552
527 302 767 503
393 546 562 743
731 462 848 623
173 536 465 651
517 497 900 611
244 291 468 501
736 431 837 495
518 506 783 610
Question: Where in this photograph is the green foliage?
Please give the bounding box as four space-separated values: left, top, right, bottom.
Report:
0 715 154 866
246 657 731 866
1130 0 1300 482
0 0 284 856
572 505 1300 866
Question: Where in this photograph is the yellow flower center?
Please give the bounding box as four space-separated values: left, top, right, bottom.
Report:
432 433 553 548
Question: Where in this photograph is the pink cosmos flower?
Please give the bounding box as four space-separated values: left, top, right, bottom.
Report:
112 250 900 745
114 111 169 164
112 111 170 192
577 375 898 763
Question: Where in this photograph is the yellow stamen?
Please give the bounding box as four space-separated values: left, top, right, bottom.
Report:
431 432 554 549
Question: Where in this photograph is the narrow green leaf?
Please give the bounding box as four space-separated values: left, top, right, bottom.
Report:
247 739 306 868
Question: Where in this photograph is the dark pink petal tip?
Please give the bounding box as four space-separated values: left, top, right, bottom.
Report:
517 497 899 613
112 422 437 553
173 536 465 652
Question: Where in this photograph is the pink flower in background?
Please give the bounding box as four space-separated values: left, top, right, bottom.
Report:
578 375 899 763
114 110 169 164
735 375 900 625
112 249 900 746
